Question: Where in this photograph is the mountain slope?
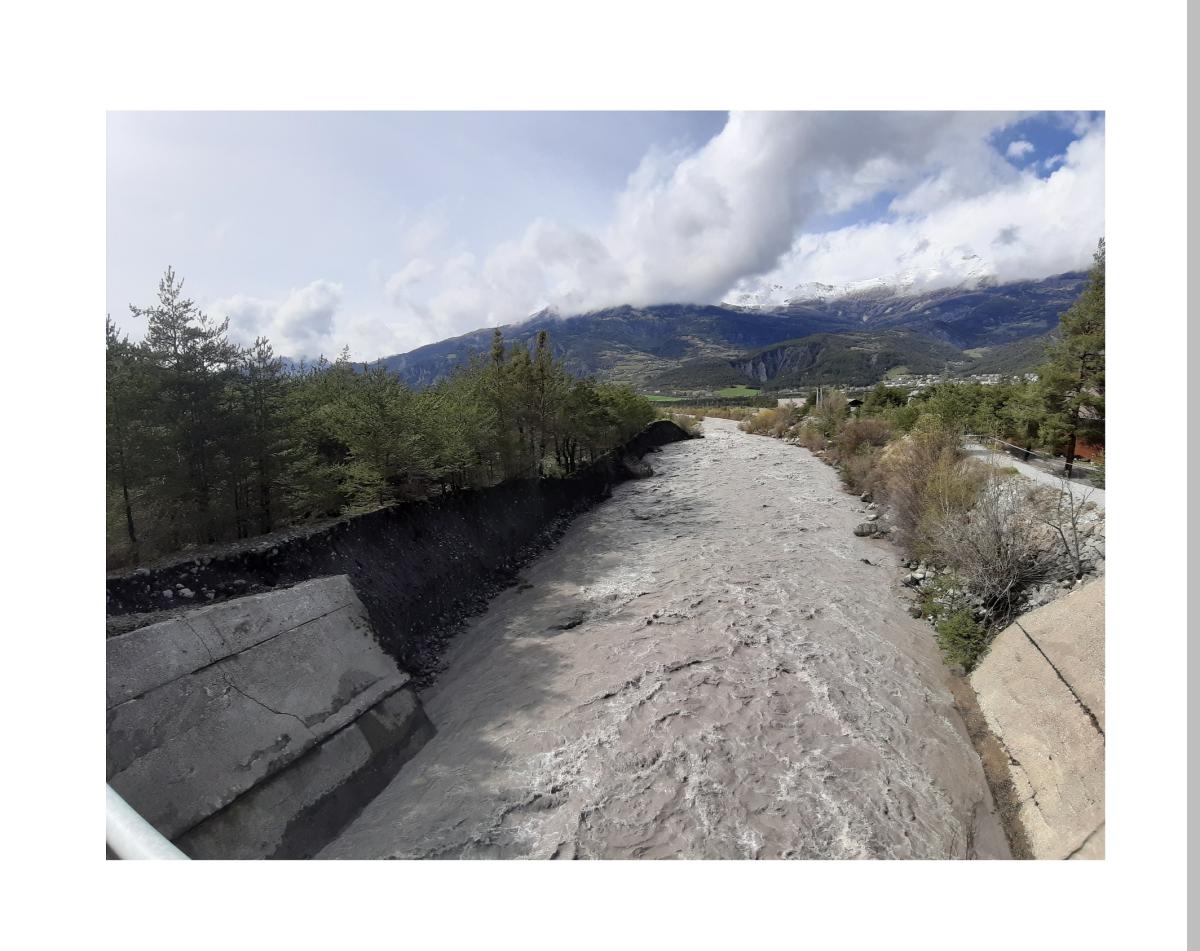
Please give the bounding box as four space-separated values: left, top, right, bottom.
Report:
377 273 1085 389
651 330 969 391
966 329 1059 375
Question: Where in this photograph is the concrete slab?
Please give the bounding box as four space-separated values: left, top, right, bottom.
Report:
106 575 433 854
971 578 1105 859
1011 578 1105 731
106 577 359 708
179 686 433 859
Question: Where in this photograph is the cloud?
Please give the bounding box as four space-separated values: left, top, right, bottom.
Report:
211 279 343 356
376 112 1054 337
213 112 1103 358
993 225 1021 246
384 258 436 301
730 120 1104 296
1006 139 1035 159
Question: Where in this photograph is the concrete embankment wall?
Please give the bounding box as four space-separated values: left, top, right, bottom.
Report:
970 577 1105 859
107 575 434 859
107 420 693 681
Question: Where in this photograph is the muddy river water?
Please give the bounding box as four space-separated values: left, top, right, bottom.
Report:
322 418 1009 859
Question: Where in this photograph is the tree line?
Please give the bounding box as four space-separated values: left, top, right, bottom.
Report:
796 239 1106 473
107 268 657 567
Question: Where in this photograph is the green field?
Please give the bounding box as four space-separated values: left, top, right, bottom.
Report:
715 385 761 398
645 394 686 403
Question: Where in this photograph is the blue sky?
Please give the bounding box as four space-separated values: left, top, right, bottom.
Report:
107 111 1104 359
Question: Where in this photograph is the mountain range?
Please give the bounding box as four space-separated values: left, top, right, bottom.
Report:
374 271 1084 392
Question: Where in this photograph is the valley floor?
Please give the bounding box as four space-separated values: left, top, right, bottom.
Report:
321 419 1008 859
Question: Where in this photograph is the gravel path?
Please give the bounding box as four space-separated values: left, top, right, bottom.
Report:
963 443 1106 510
321 419 1009 859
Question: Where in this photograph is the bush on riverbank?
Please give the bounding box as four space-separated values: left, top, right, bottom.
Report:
934 609 990 670
740 405 799 437
664 412 703 436
740 389 1105 670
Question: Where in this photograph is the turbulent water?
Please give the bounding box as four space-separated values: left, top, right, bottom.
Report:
322 419 1009 859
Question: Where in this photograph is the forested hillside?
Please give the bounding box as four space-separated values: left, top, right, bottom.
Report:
376 273 1086 390
650 330 969 391
106 270 656 568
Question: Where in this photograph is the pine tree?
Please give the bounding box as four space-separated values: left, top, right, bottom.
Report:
233 337 291 533
133 267 242 544
106 316 152 562
1039 239 1105 476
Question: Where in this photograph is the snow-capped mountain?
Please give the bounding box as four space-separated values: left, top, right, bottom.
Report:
724 251 997 310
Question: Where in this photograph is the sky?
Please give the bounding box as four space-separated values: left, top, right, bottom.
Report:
107 111 1104 360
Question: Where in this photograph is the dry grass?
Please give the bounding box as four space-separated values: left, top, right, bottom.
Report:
670 405 756 421
739 406 798 437
665 412 703 436
792 425 828 452
876 425 981 558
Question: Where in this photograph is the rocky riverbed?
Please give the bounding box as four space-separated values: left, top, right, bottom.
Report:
321 418 1009 859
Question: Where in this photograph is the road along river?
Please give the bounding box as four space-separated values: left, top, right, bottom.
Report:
321 418 1010 859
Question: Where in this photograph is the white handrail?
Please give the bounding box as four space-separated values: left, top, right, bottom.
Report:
106 785 189 860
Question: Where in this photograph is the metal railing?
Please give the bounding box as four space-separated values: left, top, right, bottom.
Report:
106 785 189 860
963 434 1104 476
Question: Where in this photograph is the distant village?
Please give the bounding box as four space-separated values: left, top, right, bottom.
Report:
647 371 1042 404
884 370 1040 393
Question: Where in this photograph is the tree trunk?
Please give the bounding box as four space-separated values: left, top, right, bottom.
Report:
258 457 273 534
117 441 139 562
1063 412 1079 479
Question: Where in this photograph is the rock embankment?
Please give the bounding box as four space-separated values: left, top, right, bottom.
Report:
969 578 1105 859
106 420 694 682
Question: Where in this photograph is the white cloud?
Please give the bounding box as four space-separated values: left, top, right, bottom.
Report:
384 258 436 301
211 279 343 356
731 121 1105 297
214 112 1104 357
1006 139 1035 159
374 112 1057 339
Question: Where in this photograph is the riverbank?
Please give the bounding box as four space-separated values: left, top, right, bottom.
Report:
738 414 1104 859
970 578 1105 859
105 420 694 682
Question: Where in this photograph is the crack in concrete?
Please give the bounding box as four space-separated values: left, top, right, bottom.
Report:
1014 620 1105 738
113 602 355 708
220 675 313 733
1063 821 1104 860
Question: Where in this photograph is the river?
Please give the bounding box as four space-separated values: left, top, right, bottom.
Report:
321 418 1009 859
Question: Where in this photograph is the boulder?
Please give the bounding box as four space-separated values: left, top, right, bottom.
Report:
620 454 654 479
853 522 877 537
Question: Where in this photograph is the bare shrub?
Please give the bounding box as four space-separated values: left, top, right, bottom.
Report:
793 424 829 452
875 421 971 556
811 390 848 436
1031 478 1097 579
837 417 893 456
928 474 1058 622
839 448 880 494
667 412 702 436
739 406 796 436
